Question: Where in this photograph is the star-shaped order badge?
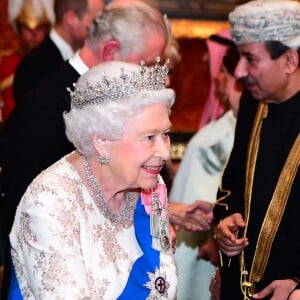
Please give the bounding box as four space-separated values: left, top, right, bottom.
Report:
144 267 170 299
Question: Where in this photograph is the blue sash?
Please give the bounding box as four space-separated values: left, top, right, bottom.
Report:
117 196 160 299
8 253 23 300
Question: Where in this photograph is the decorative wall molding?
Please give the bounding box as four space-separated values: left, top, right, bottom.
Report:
153 0 248 20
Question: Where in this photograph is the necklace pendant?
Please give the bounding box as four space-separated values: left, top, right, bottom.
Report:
159 218 171 252
152 192 162 215
150 214 171 254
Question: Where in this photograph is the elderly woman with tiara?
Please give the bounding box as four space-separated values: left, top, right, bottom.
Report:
8 59 178 299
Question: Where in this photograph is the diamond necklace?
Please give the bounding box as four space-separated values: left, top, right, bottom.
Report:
83 155 136 227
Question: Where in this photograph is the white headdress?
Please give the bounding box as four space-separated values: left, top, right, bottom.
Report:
229 0 300 49
8 0 55 32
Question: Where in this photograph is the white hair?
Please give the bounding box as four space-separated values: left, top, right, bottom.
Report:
86 4 168 59
64 61 175 155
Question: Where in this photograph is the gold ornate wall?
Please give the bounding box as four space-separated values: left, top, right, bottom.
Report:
171 19 228 39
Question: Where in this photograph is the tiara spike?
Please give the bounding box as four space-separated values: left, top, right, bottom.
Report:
69 59 169 109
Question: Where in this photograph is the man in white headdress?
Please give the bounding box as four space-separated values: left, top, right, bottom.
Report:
8 0 55 53
214 1 300 299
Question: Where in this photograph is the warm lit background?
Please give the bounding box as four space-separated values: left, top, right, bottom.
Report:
0 0 249 132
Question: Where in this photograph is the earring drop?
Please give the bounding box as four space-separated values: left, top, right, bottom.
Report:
97 155 111 165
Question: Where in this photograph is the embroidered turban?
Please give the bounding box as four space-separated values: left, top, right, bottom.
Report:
229 0 300 49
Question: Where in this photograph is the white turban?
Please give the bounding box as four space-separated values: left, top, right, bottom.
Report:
229 0 300 49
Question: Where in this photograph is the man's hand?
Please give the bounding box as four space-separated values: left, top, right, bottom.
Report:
169 200 213 232
252 279 298 300
288 285 300 300
198 237 220 266
215 213 248 257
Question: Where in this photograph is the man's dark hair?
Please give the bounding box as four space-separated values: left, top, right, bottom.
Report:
265 40 300 66
54 0 88 23
265 41 289 59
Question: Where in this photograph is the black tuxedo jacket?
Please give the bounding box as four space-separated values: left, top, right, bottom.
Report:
13 36 64 102
0 62 80 233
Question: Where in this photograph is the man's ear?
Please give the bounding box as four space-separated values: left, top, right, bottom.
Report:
102 40 120 62
284 49 299 74
63 9 78 27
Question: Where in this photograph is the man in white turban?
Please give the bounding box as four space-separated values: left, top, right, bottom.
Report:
213 1 300 299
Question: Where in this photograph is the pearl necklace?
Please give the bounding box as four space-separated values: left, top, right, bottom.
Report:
83 156 135 227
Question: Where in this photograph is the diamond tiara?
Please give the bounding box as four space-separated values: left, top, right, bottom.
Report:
68 57 169 109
